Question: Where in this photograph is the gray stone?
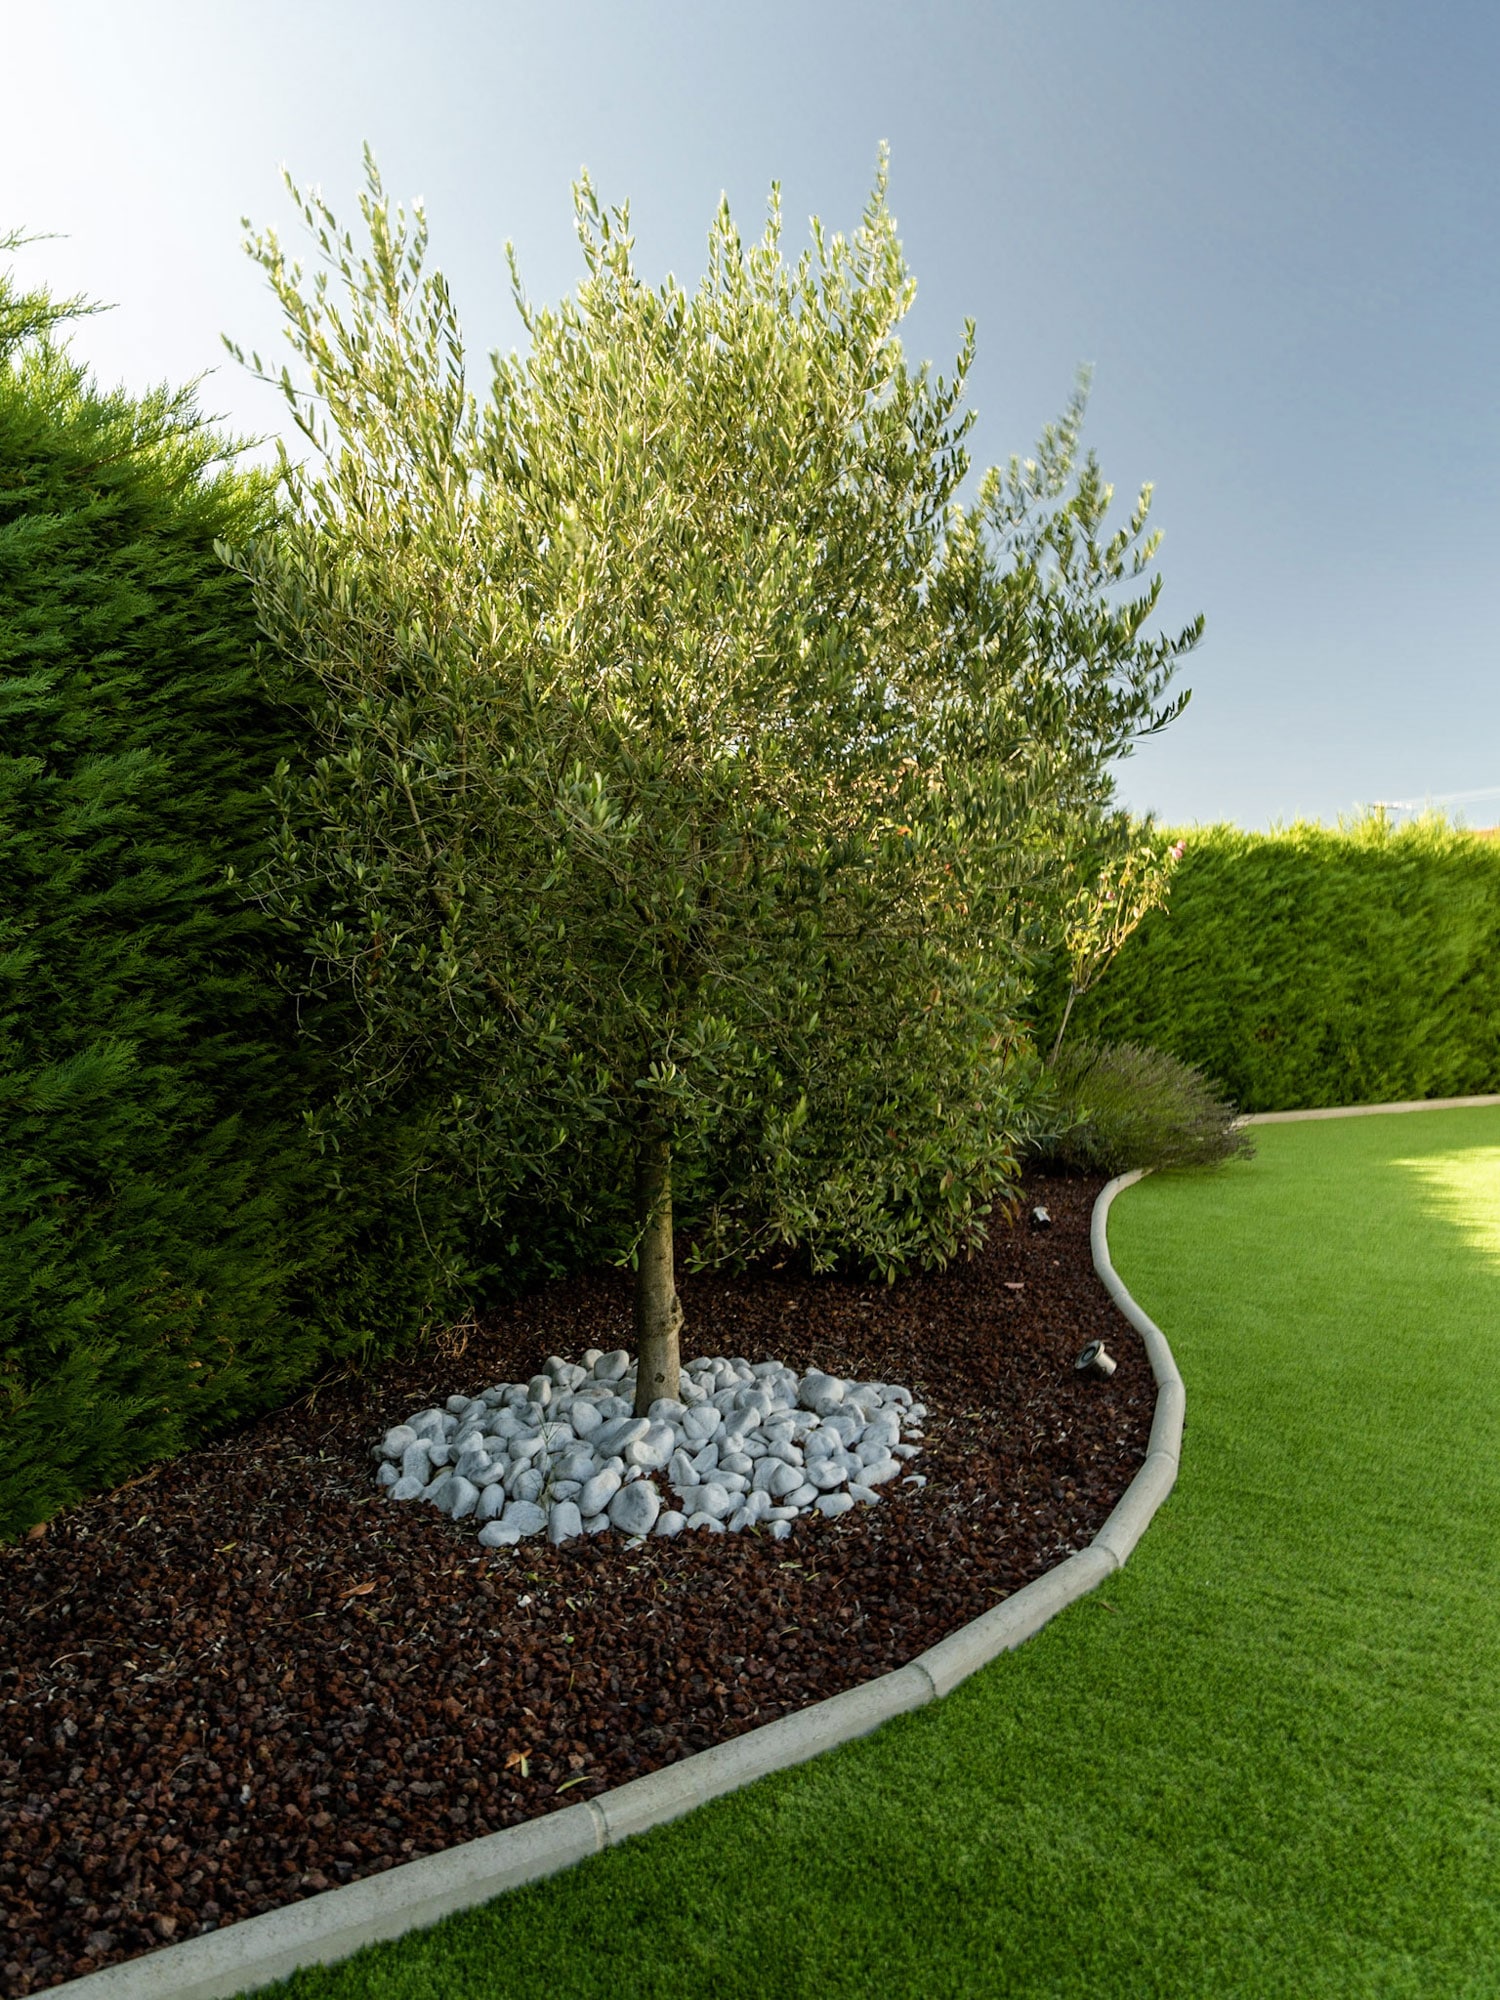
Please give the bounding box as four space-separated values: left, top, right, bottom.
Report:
892 1442 921 1459
719 1450 753 1477
375 1461 399 1489
511 1468 544 1505
608 1479 661 1537
786 1482 818 1508
751 1458 782 1494
860 1457 901 1486
500 1499 548 1537
548 1500 584 1545
625 1422 674 1470
581 1347 604 1370
799 1371 847 1416
424 1473 455 1509
508 1433 544 1463
696 1480 734 1520
579 1467 622 1518
810 1459 848 1491
903 1473 927 1488
765 1505 800 1521
380 1425 417 1460
553 1447 597 1484
769 1518 793 1540
848 1483 881 1507
400 1440 433 1483
426 1441 454 1468
816 1491 855 1518
526 1374 552 1407
445 1394 473 1415
648 1398 687 1424
686 1511 725 1533
477 1521 523 1548
550 1480 582 1501
766 1461 804 1499
653 1510 687 1538
689 1440 720 1475
669 1450 699 1489
592 1349 631 1382
569 1401 603 1438
475 1482 506 1521
682 1405 720 1444
594 1416 650 1456
435 1475 479 1519
389 1474 427 1502
584 1512 612 1535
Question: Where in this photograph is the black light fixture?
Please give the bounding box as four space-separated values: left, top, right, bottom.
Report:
1030 1205 1051 1230
1074 1340 1116 1378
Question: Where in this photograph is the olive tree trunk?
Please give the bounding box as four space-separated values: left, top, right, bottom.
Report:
633 1131 683 1415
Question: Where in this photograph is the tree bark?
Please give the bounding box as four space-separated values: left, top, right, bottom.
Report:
633 1131 683 1415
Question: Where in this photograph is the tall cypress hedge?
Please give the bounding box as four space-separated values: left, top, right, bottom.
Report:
0 269 530 1537
1060 819 1500 1112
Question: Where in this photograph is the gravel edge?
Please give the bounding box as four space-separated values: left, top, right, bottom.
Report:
50 1172 1181 2000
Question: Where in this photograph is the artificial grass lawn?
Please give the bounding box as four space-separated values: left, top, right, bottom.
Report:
265 1109 1500 1999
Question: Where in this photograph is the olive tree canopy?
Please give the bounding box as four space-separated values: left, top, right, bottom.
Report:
228 151 1197 1412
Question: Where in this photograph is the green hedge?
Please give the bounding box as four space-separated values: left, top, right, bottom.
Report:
1058 819 1500 1112
0 276 593 1539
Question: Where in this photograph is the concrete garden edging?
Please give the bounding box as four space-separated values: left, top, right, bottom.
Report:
1242 1092 1500 1125
54 1172 1180 2000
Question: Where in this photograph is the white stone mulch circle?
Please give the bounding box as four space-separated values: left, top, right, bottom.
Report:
374 1348 928 1548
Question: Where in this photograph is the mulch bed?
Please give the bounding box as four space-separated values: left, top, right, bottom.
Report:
1 1172 1150 1995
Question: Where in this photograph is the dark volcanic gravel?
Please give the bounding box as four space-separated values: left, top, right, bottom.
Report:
0 1173 1150 1995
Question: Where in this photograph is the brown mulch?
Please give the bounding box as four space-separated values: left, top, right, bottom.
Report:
0 1172 1149 1996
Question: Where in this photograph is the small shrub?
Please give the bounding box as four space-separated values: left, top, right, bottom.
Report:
1032 1039 1253 1176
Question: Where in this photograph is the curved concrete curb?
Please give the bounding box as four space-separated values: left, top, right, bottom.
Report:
53 1173 1176 2000
1242 1091 1500 1125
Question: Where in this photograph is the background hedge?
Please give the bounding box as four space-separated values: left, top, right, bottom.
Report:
1052 819 1500 1112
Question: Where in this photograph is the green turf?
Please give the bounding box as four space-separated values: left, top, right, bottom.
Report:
263 1109 1500 1999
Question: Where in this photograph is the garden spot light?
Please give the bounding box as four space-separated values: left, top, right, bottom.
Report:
1074 1340 1116 1379
1030 1205 1051 1230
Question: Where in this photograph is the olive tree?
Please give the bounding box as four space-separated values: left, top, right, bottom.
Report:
228 152 1196 1412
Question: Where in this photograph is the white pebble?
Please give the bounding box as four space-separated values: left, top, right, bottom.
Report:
375 1352 925 1551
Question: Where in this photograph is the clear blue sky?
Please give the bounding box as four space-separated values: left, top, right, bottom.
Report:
5 0 1496 827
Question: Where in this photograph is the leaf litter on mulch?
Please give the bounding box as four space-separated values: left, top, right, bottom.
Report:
0 1173 1152 1995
